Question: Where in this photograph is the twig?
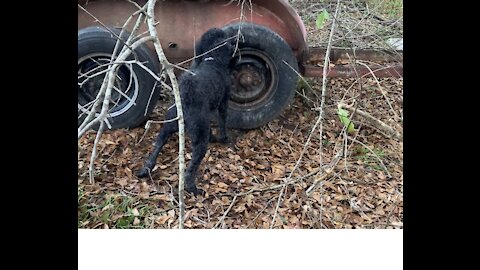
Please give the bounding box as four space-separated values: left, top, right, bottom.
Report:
192 216 207 225
384 201 398 229
164 179 179 206
126 0 144 11
283 60 320 102
232 0 250 56
170 63 196 75
88 121 105 184
356 60 400 120
137 117 180 144
342 122 350 176
270 184 287 229
116 8 146 60
144 80 159 117
231 168 321 197
84 66 137 106
305 168 335 195
245 196 277 228
302 3 349 225
339 176 377 186
319 0 341 168
120 189 164 197
78 4 137 56
213 195 238 229
160 80 173 91
176 40 231 66
319 179 324 227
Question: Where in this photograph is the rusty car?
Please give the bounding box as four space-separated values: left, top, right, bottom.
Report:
78 0 402 129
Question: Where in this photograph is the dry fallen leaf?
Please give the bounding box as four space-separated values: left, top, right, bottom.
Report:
151 194 170 201
140 182 150 193
116 178 128 187
256 164 266 170
246 194 254 206
133 217 140 226
217 182 228 189
272 164 286 179
156 215 170 225
214 187 228 193
184 220 193 228
234 204 246 213
311 192 321 203
125 167 133 178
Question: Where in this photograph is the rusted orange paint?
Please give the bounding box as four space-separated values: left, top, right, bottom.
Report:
78 0 307 62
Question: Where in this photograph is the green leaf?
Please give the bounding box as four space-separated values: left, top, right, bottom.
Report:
338 108 355 133
316 10 330 29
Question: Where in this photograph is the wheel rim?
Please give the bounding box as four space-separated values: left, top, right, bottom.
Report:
77 53 139 120
229 48 278 110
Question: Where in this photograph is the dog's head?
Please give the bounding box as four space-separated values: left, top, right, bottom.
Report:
194 28 234 67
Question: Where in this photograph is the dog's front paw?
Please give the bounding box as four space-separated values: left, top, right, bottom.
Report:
136 167 150 178
218 136 232 144
209 134 219 143
210 134 232 144
185 184 204 196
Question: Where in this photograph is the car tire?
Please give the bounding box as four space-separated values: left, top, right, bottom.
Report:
222 23 299 129
78 26 161 129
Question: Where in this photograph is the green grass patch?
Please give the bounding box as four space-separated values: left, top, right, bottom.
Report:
353 145 386 171
78 188 155 229
367 0 403 19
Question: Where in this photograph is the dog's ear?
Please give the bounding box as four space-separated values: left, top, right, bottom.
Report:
194 28 224 59
194 39 207 58
193 30 216 66
229 38 237 50
227 40 235 56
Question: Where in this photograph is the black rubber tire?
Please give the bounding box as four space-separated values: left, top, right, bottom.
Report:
222 23 299 129
78 26 161 129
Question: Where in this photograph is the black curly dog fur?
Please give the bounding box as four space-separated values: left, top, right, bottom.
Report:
137 28 234 195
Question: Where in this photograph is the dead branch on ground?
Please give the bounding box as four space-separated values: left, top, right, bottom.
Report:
338 103 402 140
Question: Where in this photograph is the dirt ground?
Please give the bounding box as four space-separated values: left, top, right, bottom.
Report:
78 0 403 229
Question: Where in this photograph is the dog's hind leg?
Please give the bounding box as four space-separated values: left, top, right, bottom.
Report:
184 119 210 195
137 106 178 178
216 92 230 143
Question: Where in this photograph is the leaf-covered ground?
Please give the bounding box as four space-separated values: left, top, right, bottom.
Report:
78 76 403 229
293 0 403 49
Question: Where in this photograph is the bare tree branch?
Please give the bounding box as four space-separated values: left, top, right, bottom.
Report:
89 121 105 184
310 0 340 227
146 0 186 229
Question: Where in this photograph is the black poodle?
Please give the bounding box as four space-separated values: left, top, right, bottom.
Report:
137 28 234 195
